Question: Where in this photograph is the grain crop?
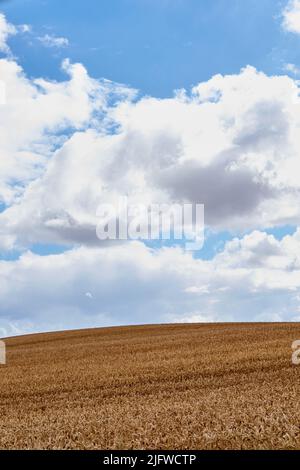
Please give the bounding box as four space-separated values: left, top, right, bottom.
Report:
0 323 300 449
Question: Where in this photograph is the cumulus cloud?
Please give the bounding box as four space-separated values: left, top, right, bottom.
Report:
38 34 69 48
0 13 16 53
0 56 133 210
282 0 300 34
2 231 300 336
2 64 300 251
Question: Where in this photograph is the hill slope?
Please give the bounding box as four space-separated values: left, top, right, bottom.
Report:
0 323 300 449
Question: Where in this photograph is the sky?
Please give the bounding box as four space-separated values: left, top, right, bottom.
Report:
1 0 300 335
0 0 298 96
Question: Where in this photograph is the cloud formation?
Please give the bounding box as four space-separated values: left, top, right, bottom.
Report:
0 13 16 53
2 64 300 251
2 229 300 336
38 34 69 48
1 13 300 334
282 0 300 34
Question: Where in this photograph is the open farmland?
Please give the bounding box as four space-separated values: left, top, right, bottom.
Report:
0 323 300 449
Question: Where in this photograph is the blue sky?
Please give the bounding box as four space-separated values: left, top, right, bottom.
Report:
1 0 295 96
2 0 300 335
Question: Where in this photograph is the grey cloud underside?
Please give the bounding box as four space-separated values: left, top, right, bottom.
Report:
156 153 275 225
153 100 291 225
234 100 290 151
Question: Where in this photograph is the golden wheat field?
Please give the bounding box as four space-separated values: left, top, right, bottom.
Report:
0 323 300 450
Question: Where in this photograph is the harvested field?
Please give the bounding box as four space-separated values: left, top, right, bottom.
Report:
0 323 300 449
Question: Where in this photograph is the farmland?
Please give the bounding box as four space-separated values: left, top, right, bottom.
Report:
0 323 300 449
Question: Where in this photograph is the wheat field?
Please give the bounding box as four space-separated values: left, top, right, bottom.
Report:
0 323 300 449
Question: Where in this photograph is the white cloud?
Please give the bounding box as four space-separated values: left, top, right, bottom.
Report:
38 34 69 48
0 13 16 53
2 65 300 251
284 63 300 75
19 24 31 34
2 230 300 335
170 312 217 323
282 0 300 34
0 14 30 53
0 57 130 211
